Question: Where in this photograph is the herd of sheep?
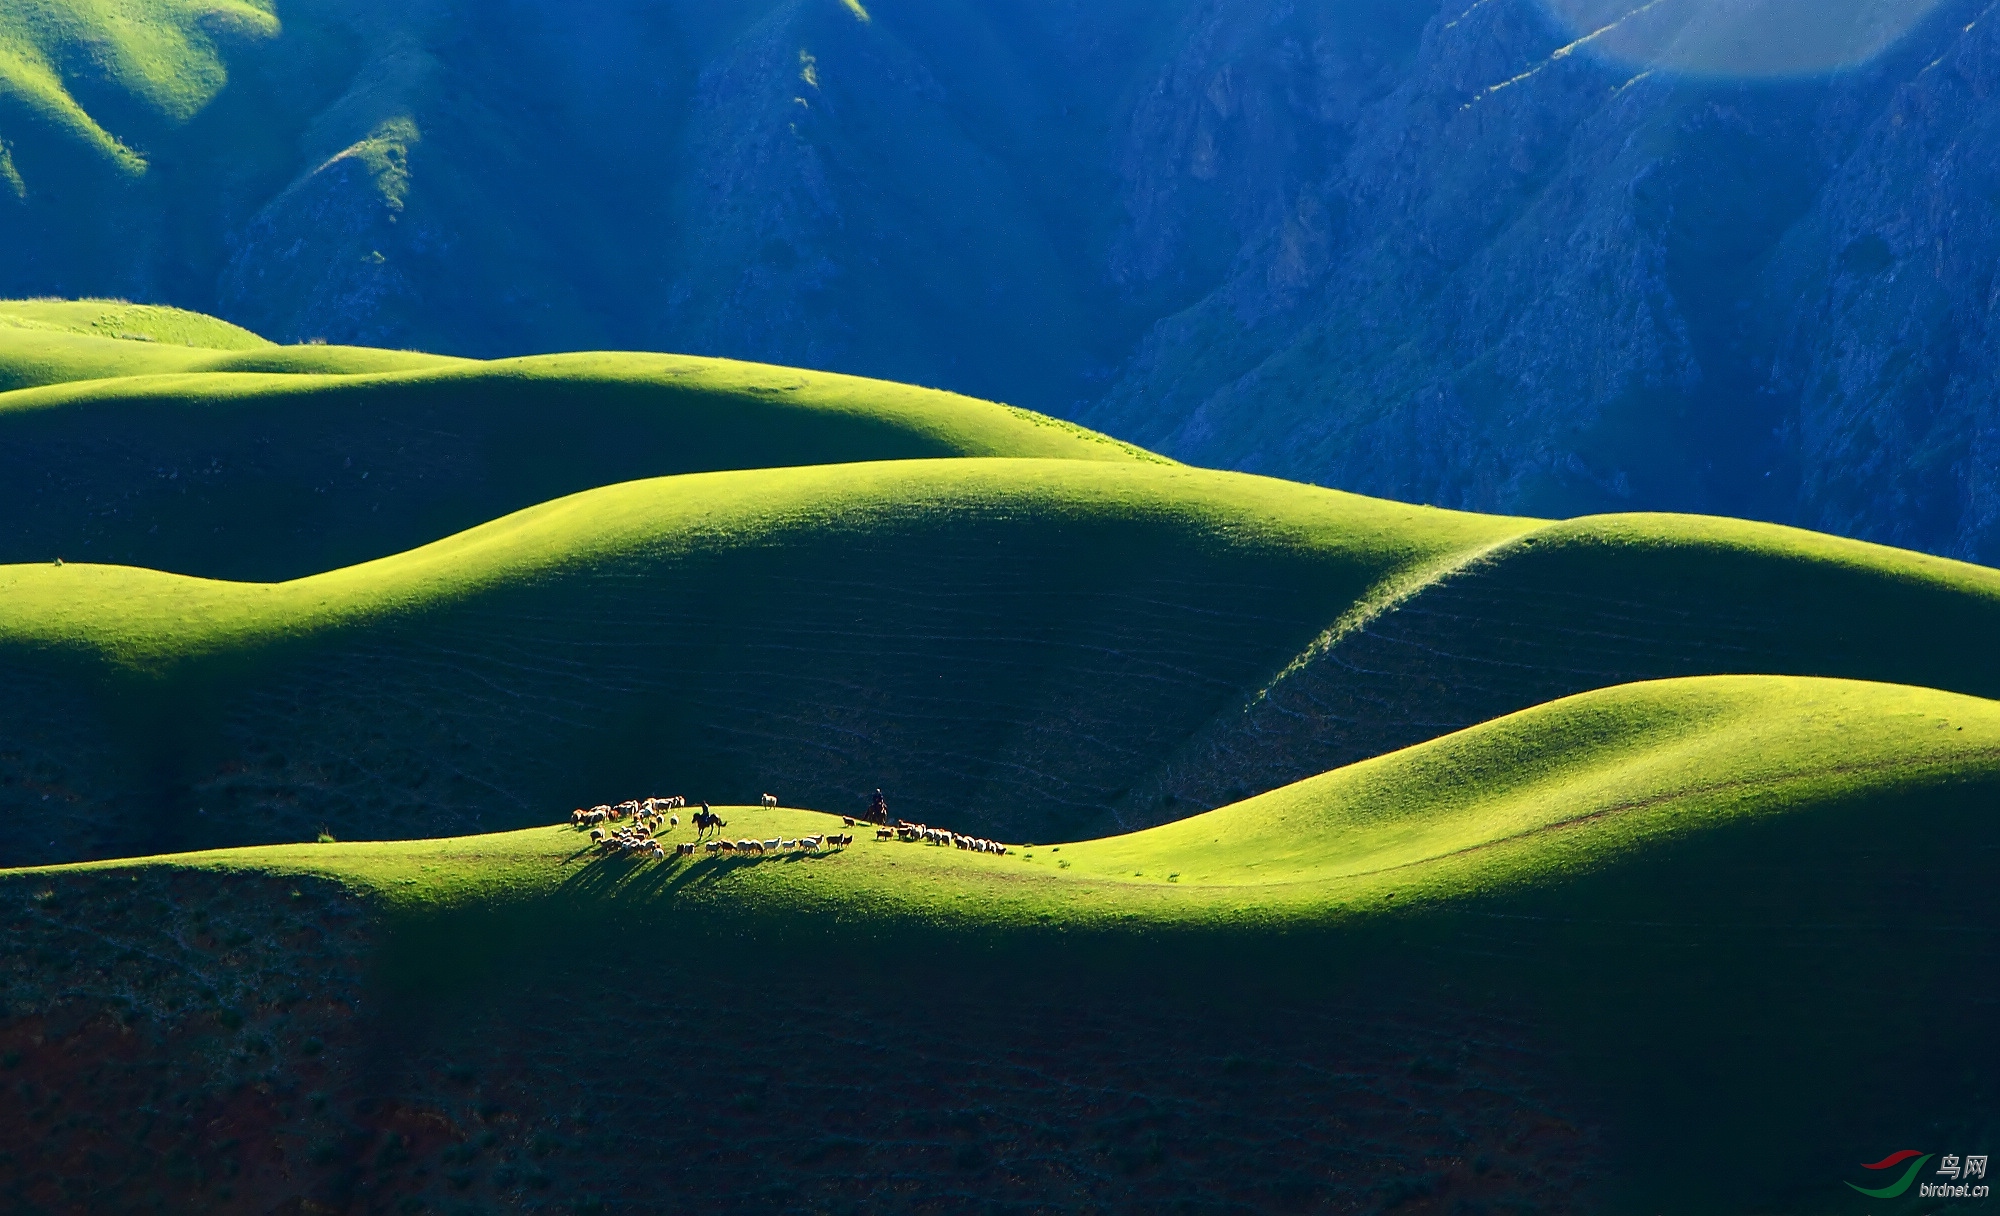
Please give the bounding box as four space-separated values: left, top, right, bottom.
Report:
571 796 687 858
876 822 1010 855
568 794 860 862
568 795 1008 864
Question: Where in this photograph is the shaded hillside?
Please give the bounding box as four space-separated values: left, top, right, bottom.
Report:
0 351 1154 579
4 675 1996 1212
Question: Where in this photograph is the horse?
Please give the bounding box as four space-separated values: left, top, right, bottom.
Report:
692 808 728 839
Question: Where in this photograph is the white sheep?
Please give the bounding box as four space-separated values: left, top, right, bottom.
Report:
761 793 779 809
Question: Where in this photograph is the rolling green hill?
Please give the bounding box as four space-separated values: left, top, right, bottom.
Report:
10 452 2000 874
0 459 1510 865
6 675 1994 1213
1122 509 2000 822
0 351 1158 579
0 298 272 349
66 674 1996 925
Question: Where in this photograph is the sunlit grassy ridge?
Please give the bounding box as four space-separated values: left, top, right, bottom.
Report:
0 298 272 350
0 325 462 391
27 675 1996 929
0 350 1162 579
0 0 276 180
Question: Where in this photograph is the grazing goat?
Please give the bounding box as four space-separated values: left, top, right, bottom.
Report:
590 828 607 843
842 816 855 827
761 793 779 809
677 842 697 856
668 814 679 826
877 827 895 841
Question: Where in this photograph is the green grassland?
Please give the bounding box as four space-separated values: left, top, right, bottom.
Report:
0 349 1159 579
0 310 1994 1210
8 674 1994 1212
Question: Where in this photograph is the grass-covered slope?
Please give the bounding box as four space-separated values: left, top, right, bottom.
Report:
0 298 272 349
1122 509 2000 822
0 460 1511 865
7 676 1995 1213
0 352 1161 579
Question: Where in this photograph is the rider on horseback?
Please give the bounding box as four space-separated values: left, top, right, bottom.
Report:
692 800 727 839
865 788 889 825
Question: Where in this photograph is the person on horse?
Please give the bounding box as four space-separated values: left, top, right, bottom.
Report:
866 788 889 825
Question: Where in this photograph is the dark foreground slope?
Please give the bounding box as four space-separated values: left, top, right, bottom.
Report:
0 352 1152 580
3 677 1993 1214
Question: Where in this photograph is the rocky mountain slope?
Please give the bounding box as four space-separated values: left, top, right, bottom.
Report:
5 0 1996 559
